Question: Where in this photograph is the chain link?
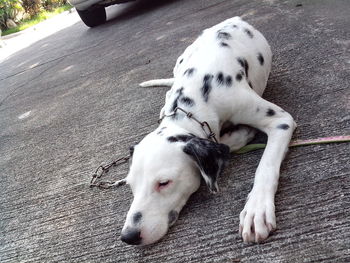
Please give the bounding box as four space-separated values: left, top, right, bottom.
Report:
90 156 129 189
159 107 218 143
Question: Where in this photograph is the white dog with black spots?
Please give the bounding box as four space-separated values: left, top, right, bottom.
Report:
120 16 296 245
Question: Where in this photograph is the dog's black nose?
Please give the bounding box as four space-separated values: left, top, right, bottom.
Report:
121 228 142 245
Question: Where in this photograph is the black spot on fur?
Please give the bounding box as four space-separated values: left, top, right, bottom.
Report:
257 53 264 65
175 87 184 95
167 134 194 143
217 72 232 87
202 74 214 102
225 75 232 87
220 42 230 47
237 57 249 77
170 99 178 113
176 135 194 142
170 87 184 112
243 59 249 77
179 58 183 64
167 136 178 143
236 73 243 81
216 72 224 85
184 68 196 77
156 126 167 135
256 107 260 112
237 58 244 68
180 96 195 107
133 212 142 224
267 108 276 116
245 28 254 38
277 124 290 130
232 24 238 28
217 30 232 40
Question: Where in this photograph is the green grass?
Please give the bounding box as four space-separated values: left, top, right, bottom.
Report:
2 4 72 36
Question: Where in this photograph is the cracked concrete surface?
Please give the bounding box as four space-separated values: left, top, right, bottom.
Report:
0 0 349 262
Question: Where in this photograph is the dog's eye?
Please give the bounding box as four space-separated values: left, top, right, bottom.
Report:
157 180 172 191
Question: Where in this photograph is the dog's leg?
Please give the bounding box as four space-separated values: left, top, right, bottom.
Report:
139 78 174 88
233 87 296 243
219 123 256 151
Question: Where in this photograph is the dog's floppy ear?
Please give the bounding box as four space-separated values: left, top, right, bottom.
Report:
183 137 230 193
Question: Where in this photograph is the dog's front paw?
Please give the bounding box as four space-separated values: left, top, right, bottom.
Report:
239 190 276 243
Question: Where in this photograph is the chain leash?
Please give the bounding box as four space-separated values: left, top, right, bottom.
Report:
90 156 129 189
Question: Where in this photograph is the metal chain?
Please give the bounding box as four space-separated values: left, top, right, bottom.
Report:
90 156 129 189
159 107 218 143
90 107 218 189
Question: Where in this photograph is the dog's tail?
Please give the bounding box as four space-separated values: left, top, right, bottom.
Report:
139 78 174 88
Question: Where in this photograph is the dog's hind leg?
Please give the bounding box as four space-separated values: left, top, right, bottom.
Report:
219 122 256 151
139 78 174 88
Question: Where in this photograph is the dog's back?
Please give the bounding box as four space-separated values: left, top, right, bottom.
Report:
173 17 272 97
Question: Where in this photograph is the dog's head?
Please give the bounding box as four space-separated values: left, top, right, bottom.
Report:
121 128 230 245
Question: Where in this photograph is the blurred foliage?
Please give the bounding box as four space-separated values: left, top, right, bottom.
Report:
2 3 71 35
21 0 42 18
0 0 69 31
42 0 67 11
0 0 23 30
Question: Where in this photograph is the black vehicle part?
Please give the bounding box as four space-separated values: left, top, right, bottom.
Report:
77 6 106 27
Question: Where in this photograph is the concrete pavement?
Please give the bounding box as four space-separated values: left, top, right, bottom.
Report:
0 0 349 262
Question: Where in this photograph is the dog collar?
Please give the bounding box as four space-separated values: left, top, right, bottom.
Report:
158 106 218 143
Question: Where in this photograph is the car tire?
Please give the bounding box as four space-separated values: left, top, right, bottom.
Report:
77 6 106 27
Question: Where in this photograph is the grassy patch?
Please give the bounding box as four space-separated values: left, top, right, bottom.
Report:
2 4 72 36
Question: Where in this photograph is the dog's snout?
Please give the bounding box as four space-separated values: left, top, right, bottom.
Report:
121 228 142 245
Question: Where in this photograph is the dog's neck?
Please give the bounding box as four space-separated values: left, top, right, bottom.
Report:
159 111 220 140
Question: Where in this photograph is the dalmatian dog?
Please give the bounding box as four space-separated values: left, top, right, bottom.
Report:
120 17 296 245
